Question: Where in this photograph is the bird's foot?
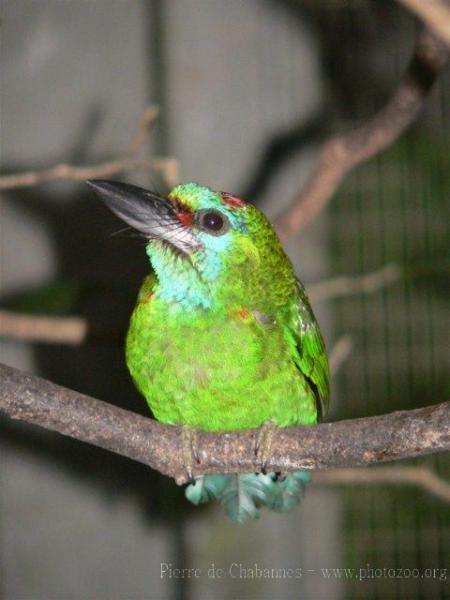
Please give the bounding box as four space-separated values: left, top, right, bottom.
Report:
180 426 201 484
254 421 281 475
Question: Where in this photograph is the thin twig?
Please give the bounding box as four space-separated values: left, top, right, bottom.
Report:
0 158 180 191
329 335 354 375
308 263 401 302
0 159 153 190
0 106 179 190
274 28 448 242
0 362 448 485
397 0 450 47
151 157 180 189
314 466 450 504
126 106 160 154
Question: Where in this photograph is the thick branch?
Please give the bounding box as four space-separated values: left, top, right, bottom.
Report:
0 362 448 485
274 28 448 241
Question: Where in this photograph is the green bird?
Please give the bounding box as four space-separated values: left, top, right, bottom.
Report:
88 180 329 523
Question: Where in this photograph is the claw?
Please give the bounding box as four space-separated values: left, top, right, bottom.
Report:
181 426 200 483
254 421 280 474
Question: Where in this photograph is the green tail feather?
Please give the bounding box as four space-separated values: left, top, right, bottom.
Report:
184 474 228 505
185 471 311 523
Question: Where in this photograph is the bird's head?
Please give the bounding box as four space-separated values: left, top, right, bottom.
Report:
88 180 296 311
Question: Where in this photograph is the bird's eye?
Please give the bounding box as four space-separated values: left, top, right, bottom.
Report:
196 209 230 236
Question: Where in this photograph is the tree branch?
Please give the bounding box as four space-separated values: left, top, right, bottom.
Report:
308 263 401 302
0 310 353 379
0 264 399 346
1 362 448 485
328 334 353 375
274 28 448 242
0 310 124 345
0 310 89 345
397 0 450 47
314 466 450 503
0 106 180 190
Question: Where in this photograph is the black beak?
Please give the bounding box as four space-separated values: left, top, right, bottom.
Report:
87 180 200 253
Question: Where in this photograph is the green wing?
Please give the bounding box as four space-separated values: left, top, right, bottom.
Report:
288 279 330 420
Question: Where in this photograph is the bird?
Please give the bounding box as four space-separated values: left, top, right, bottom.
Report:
88 179 329 523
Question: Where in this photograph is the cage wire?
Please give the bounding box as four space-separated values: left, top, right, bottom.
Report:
329 7 449 599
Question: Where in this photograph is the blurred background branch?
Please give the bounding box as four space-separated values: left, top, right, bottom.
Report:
308 263 401 302
329 335 354 376
0 263 400 345
0 106 180 190
396 0 450 47
314 466 450 504
274 27 448 241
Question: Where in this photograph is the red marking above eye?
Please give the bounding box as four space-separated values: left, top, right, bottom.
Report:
221 191 245 209
176 212 194 227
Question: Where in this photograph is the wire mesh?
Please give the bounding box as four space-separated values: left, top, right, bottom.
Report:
329 9 449 597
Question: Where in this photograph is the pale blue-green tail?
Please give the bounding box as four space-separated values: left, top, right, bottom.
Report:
185 471 311 523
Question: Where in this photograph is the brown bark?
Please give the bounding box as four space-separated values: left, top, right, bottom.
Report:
1 362 448 485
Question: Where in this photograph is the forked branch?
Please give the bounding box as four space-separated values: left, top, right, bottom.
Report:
0 106 179 190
